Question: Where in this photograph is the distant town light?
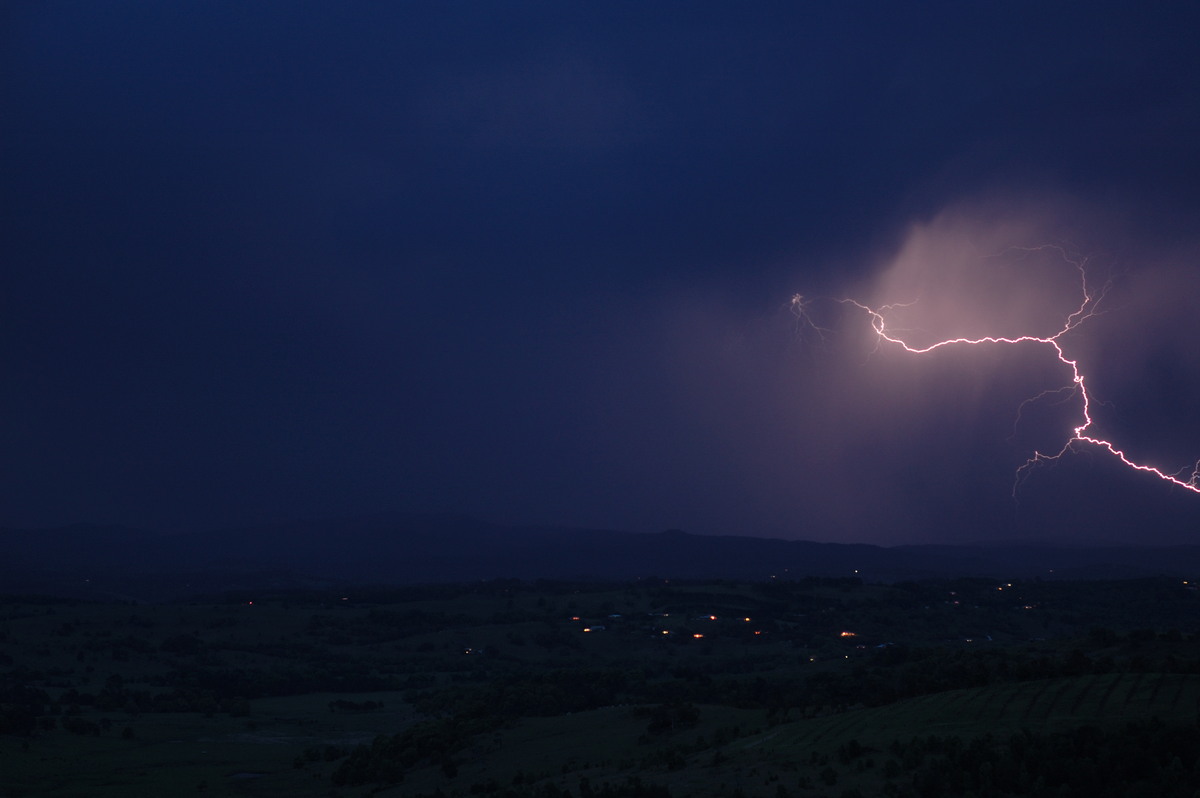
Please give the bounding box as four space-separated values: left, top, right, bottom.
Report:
839 631 857 637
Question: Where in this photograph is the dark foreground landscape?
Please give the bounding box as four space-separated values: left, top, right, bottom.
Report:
5 571 1200 797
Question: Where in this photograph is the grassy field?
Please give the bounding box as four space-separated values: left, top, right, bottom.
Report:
753 671 1200 753
6 675 1196 797
359 673 1200 798
0 691 415 797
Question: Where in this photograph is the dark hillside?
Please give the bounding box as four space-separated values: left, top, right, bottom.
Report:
5 515 1200 600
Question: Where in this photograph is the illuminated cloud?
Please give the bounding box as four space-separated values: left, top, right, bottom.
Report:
657 195 1200 544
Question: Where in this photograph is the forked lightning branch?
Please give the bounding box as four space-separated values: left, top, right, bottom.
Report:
794 248 1200 497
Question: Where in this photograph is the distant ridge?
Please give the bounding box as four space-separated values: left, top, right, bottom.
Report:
4 514 1200 600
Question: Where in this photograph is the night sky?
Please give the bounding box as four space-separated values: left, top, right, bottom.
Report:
5 3 1200 545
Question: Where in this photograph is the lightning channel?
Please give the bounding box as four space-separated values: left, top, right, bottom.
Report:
838 249 1200 496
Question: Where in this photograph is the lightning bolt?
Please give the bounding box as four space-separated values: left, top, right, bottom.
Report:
789 293 830 344
838 248 1200 497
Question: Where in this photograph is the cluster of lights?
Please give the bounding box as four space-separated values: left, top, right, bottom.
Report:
575 612 765 640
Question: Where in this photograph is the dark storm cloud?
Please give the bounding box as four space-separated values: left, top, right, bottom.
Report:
3 3 1200 542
